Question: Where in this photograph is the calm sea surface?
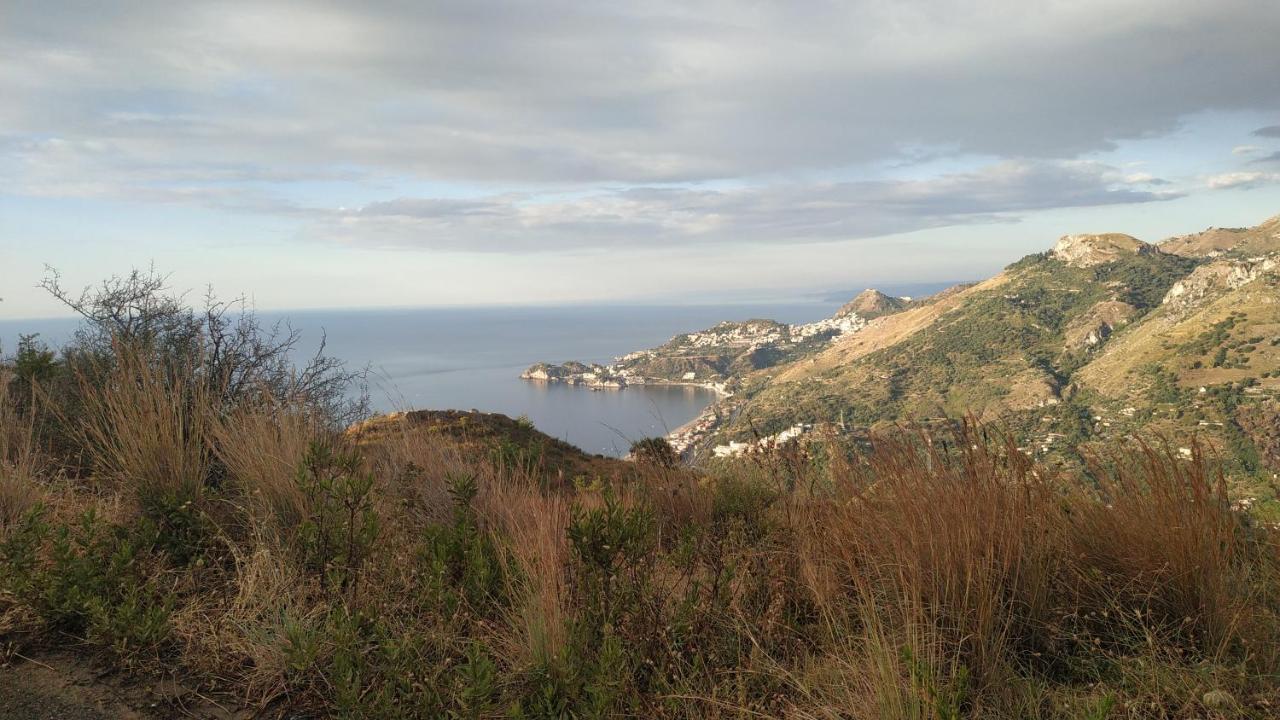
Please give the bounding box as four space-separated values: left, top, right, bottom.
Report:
0 303 840 456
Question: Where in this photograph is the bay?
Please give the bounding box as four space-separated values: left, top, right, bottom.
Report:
1 302 840 457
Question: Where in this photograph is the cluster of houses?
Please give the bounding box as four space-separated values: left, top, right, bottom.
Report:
712 423 815 458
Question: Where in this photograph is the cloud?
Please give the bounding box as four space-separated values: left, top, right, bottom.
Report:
1254 151 1280 165
1253 125 1280 138
313 160 1180 251
0 135 332 214
1233 145 1262 156
1206 171 1280 190
1122 172 1169 185
1 0 1279 188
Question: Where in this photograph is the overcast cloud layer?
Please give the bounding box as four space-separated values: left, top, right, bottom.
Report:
5 1 1280 183
1 1 1279 315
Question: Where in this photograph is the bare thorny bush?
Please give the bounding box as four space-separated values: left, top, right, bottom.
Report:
40 266 367 427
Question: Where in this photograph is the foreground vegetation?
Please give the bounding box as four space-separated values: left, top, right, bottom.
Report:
2 275 1279 718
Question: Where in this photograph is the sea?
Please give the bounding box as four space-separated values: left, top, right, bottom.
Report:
0 302 847 457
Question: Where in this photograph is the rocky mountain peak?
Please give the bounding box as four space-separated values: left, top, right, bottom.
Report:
837 289 907 319
1052 233 1156 268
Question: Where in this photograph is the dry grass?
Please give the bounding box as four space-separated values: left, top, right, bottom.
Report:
74 346 211 507
1068 442 1273 661
210 404 321 533
3 344 1278 718
0 369 42 533
794 428 1064 716
170 536 321 705
479 482 573 669
783 427 1280 718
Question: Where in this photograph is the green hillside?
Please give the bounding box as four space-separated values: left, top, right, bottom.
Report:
711 216 1280 485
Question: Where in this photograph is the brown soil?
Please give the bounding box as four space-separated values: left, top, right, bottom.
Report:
0 652 248 720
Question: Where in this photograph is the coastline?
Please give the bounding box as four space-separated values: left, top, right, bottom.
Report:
522 374 730 455
520 375 730 398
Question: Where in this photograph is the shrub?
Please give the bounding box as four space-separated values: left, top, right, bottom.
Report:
418 472 507 614
42 267 366 424
630 436 680 468
0 507 174 662
295 441 379 599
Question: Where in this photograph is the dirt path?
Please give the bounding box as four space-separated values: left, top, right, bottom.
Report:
0 653 248 720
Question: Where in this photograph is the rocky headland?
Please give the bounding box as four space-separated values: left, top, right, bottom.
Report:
523 214 1280 471
521 289 912 454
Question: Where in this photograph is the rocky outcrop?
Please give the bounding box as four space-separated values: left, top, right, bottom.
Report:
1052 233 1158 268
1162 256 1279 314
521 361 594 381
1064 300 1138 351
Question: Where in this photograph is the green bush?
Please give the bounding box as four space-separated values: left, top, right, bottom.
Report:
296 441 380 598
630 436 680 468
489 437 544 475
418 472 507 614
0 507 173 661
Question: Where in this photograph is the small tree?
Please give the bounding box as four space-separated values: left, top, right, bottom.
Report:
630 437 679 469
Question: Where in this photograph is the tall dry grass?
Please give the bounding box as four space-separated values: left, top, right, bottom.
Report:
210 404 321 534
0 368 42 532
74 345 211 508
795 428 1063 713
479 482 573 669
788 427 1276 718
1067 443 1274 662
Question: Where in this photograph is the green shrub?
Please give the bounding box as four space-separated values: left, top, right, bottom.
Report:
630 437 679 468
296 441 380 598
418 472 507 614
0 507 173 661
489 437 544 476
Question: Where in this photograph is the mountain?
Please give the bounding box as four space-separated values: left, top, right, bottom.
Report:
837 288 909 319
524 213 1280 500
699 215 1280 484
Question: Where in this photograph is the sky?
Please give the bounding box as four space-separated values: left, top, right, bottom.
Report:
2 0 1280 320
